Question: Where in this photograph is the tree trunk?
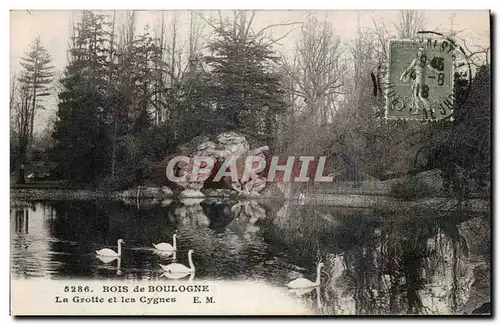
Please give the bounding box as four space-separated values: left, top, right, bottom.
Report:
28 58 38 153
16 135 28 184
109 11 118 177
110 114 118 177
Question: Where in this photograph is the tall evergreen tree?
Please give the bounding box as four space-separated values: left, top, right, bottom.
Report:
169 62 216 144
18 36 55 147
206 13 287 145
53 11 113 183
13 37 54 183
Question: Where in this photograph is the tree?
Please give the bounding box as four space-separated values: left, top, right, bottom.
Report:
395 10 425 39
205 11 287 146
101 16 179 186
337 11 429 180
277 10 429 181
421 65 490 198
18 36 55 148
168 63 216 144
11 37 54 183
128 29 163 132
53 11 113 183
10 75 33 183
282 16 346 126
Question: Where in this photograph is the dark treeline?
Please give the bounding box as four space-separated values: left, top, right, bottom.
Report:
51 11 286 187
10 10 491 198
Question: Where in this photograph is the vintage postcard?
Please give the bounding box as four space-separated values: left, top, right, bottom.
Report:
10 9 491 316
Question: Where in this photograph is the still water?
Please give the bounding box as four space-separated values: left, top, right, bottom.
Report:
10 198 490 315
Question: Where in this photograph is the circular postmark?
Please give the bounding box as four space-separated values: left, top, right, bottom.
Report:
374 31 473 122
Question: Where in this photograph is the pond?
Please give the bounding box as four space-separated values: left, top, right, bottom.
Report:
10 197 490 315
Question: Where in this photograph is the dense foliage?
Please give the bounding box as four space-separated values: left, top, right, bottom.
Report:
11 11 490 197
421 65 491 197
51 11 287 187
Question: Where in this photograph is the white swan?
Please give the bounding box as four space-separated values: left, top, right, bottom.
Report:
286 262 324 289
160 249 195 277
96 239 124 257
153 233 177 251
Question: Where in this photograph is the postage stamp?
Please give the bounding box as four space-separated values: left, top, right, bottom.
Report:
379 32 473 121
9 9 491 317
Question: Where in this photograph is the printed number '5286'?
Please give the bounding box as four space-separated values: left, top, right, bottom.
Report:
64 286 91 292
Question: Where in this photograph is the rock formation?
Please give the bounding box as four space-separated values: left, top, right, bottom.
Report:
152 132 270 197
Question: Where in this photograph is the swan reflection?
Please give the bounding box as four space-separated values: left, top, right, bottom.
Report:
96 255 118 264
96 256 122 275
154 250 177 260
315 286 322 309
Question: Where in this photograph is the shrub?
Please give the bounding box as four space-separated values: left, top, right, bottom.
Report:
389 176 433 201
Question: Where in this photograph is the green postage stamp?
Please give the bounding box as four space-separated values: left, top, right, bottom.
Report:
386 39 455 121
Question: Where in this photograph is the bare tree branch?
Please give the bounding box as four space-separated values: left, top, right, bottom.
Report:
255 21 302 38
281 16 346 126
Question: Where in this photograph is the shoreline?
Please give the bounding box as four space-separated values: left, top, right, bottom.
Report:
10 188 490 213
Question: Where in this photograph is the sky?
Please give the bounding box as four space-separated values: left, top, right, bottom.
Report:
9 10 491 134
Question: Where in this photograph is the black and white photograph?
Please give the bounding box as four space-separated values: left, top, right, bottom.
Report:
9 9 491 316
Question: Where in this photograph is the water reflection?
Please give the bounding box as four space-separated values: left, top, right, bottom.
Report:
153 250 176 260
10 198 490 315
14 208 29 234
96 256 122 275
